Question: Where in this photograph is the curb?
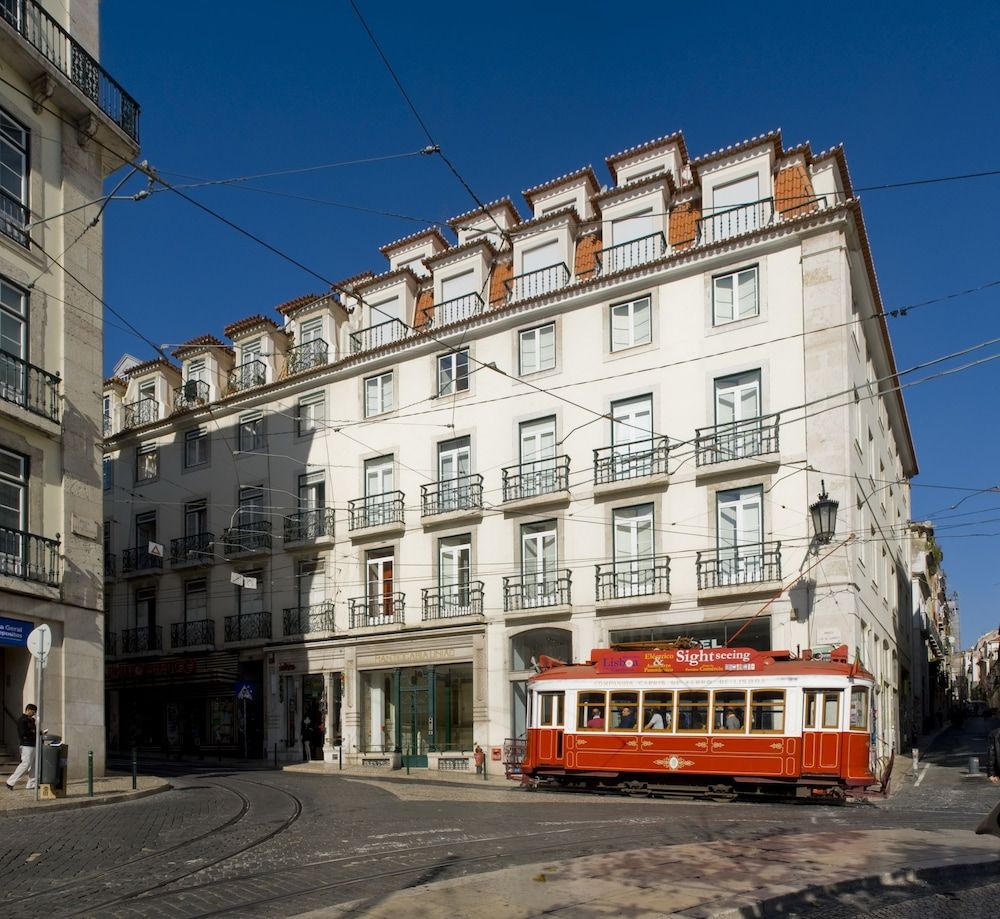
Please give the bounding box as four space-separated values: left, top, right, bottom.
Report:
707 855 1000 918
0 781 172 817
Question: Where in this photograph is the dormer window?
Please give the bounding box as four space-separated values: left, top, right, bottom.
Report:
606 209 659 273
397 254 427 276
438 269 480 326
289 315 327 373
623 165 664 184
512 239 567 300
707 174 766 243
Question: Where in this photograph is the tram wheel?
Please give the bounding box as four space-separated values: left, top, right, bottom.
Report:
706 783 737 802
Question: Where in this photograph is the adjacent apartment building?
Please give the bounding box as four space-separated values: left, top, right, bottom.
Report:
103 128 916 768
0 1 140 775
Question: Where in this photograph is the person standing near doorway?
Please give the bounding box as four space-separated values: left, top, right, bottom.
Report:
5 704 44 791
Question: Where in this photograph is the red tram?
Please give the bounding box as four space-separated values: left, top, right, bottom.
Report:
505 645 888 801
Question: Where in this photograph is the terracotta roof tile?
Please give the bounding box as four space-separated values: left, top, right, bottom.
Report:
522 165 600 205
172 334 233 359
125 357 180 378
413 289 434 328
812 144 854 199
223 314 280 339
691 129 783 170
332 271 376 290
606 131 689 181
379 226 449 255
275 293 322 316
423 237 497 266
489 260 513 306
447 197 521 230
592 171 676 205
103 376 127 389
353 266 420 293
508 205 580 237
574 233 601 280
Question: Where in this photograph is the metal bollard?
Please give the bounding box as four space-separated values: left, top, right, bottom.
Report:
406 747 410 776
87 750 93 798
338 746 342 771
969 756 981 775
131 747 137 790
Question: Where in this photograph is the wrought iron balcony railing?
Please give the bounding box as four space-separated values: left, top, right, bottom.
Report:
593 437 669 486
0 526 60 586
0 0 140 141
502 571 572 612
696 198 775 245
104 552 116 579
425 292 484 328
121 626 162 654
103 411 112 436
422 582 484 621
501 456 569 503
284 508 334 542
229 359 266 393
223 520 271 554
170 532 214 564
171 619 215 648
173 379 209 412
0 189 28 246
283 601 335 636
595 232 667 275
287 338 328 374
121 545 163 574
421 474 483 517
349 593 405 629
348 491 405 531
694 414 780 467
0 350 60 420
122 397 158 429
504 262 570 301
224 611 271 642
595 555 671 601
349 319 410 353
696 542 782 590
104 630 117 657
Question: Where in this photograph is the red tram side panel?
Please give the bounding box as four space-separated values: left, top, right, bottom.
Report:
509 646 880 801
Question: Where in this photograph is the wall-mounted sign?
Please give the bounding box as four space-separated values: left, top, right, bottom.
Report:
0 616 31 648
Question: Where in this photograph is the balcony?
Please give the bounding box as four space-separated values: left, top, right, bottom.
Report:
104 630 117 657
173 379 209 413
103 411 112 436
593 437 669 494
122 397 159 429
0 0 140 142
503 571 572 614
501 457 570 508
287 339 328 375
422 582 484 622
0 190 28 246
420 474 483 520
223 520 271 555
695 414 780 470
505 263 570 302
697 198 775 245
0 528 61 587
349 593 405 629
425 292 484 328
696 542 782 596
229 360 266 393
121 626 162 654
595 232 667 276
104 552 116 579
348 491 405 536
0 351 61 422
595 555 671 609
171 619 215 649
349 319 410 354
169 532 214 566
224 611 271 642
283 508 334 545
121 546 163 575
283 601 335 637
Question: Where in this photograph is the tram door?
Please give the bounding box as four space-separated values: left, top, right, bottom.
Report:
801 689 842 773
535 691 565 765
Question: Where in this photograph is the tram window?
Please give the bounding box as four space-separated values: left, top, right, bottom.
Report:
642 691 673 731
804 693 817 728
850 687 870 731
822 693 840 729
610 692 639 730
677 691 709 731
713 690 747 731
578 691 607 730
539 693 564 727
750 690 785 732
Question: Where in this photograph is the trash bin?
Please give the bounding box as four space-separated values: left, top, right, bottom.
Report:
39 738 68 796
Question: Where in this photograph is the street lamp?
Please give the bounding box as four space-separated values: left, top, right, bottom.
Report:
810 480 839 544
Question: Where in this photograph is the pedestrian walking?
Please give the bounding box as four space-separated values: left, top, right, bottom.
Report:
5 703 45 791
474 744 485 775
988 726 1000 785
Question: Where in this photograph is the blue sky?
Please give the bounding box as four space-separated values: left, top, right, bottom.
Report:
97 1 999 646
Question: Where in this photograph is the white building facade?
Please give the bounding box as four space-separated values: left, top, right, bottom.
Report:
103 130 916 768
0 1 139 775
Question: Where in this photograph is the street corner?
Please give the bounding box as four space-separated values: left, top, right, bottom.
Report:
0 775 172 816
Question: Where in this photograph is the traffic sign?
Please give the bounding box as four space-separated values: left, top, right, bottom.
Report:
235 682 255 701
27 624 51 666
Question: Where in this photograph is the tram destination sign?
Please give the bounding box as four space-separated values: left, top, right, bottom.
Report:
592 647 779 675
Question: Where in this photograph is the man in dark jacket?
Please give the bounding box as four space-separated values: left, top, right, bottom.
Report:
988 726 1000 784
5 703 40 790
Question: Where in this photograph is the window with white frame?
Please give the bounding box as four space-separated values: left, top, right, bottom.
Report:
713 266 759 325
184 578 207 622
0 277 26 401
613 504 655 594
185 499 207 537
239 411 265 452
716 486 763 585
610 295 652 351
437 349 469 396
240 338 262 364
0 108 28 245
0 448 27 568
439 534 472 611
184 428 209 468
135 443 158 482
103 456 113 491
297 392 325 436
364 371 393 417
609 209 656 272
518 323 555 375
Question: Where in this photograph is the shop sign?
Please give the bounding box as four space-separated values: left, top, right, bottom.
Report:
107 658 198 679
592 647 773 674
278 662 296 671
370 648 458 667
0 616 31 647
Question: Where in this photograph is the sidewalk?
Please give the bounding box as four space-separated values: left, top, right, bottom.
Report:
0 775 170 815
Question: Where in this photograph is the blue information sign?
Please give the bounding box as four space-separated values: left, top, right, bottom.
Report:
235 681 256 701
0 616 31 647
